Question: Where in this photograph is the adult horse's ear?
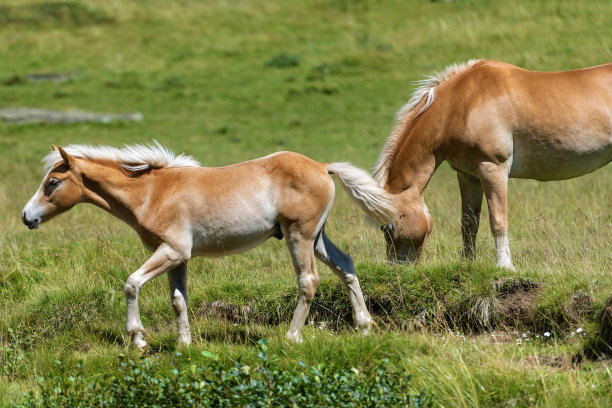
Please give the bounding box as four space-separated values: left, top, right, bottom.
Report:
57 146 75 168
51 144 59 151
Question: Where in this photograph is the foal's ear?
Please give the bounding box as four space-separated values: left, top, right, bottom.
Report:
57 146 75 168
51 144 59 151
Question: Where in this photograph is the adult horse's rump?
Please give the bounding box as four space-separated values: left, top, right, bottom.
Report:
22 143 396 347
374 59 612 269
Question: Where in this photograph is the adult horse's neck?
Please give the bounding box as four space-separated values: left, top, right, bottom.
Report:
384 117 441 200
77 159 149 230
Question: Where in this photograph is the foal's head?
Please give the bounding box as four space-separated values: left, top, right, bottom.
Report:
381 198 433 263
21 146 83 229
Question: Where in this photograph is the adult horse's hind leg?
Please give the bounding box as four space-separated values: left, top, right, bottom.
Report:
314 228 374 332
168 264 191 346
283 225 320 342
457 171 483 261
124 243 188 349
478 162 515 270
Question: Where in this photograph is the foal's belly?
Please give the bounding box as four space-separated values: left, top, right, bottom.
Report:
509 131 612 181
190 220 278 257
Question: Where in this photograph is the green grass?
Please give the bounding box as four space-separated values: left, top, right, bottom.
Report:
1 0 611 406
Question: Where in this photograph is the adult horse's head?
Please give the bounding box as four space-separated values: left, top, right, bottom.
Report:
380 194 433 263
21 145 83 229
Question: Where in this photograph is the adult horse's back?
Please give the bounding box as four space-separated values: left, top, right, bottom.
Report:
374 59 612 269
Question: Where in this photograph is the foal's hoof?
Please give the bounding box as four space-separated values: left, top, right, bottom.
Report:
177 334 192 347
285 331 303 343
355 311 376 335
357 319 376 335
131 333 148 350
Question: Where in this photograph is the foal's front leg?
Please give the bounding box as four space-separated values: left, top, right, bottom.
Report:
168 264 191 346
124 243 187 349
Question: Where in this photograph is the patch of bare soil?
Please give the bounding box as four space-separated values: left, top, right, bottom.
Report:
197 300 255 324
494 278 542 326
521 354 575 370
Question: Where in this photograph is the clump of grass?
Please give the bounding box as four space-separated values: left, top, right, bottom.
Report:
265 53 301 68
18 339 433 408
0 1 114 27
104 72 145 90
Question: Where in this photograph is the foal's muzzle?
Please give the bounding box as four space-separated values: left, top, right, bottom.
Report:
21 211 40 230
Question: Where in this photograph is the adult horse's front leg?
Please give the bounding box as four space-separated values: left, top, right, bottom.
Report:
168 264 191 346
457 171 483 261
124 243 188 349
478 162 515 270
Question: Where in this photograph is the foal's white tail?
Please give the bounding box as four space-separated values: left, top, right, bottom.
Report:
326 162 397 225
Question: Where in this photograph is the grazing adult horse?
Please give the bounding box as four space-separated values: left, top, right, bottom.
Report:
22 143 396 348
374 59 612 269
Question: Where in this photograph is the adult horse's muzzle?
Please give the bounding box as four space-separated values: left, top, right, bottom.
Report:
21 210 40 230
381 223 423 264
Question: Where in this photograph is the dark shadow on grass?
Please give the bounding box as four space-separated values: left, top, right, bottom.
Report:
574 295 612 363
90 328 125 347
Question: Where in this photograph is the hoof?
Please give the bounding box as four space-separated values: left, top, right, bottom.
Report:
497 262 516 271
355 311 376 334
285 331 303 343
131 333 148 350
177 334 192 347
356 320 375 335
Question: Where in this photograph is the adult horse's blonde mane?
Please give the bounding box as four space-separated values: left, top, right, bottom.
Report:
43 141 200 172
372 59 482 186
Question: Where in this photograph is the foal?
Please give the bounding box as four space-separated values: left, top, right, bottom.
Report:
22 143 396 348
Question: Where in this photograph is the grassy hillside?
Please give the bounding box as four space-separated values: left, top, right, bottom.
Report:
1 0 611 406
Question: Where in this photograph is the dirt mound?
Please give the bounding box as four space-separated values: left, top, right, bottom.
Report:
494 278 541 327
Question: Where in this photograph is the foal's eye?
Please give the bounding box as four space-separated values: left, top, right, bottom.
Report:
49 179 61 187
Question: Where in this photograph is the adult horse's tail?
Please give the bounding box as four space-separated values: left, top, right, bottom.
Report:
326 162 397 225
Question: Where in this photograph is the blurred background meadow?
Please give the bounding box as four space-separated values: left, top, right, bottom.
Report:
0 0 611 406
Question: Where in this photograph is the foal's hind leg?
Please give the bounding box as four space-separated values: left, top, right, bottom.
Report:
478 162 515 270
457 171 483 261
314 228 374 332
283 227 320 342
168 264 191 346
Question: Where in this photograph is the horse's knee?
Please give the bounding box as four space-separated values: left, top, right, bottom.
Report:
299 273 319 303
124 280 139 299
489 216 508 237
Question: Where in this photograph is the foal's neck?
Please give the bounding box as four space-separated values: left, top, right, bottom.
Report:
78 159 149 228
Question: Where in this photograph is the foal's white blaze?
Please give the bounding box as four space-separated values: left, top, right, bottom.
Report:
21 171 51 229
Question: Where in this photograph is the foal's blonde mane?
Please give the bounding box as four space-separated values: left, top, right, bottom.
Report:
43 141 200 172
372 59 482 186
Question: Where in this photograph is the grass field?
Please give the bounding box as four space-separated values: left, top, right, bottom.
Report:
1 0 611 406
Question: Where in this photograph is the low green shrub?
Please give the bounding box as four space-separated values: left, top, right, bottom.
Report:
18 339 433 408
